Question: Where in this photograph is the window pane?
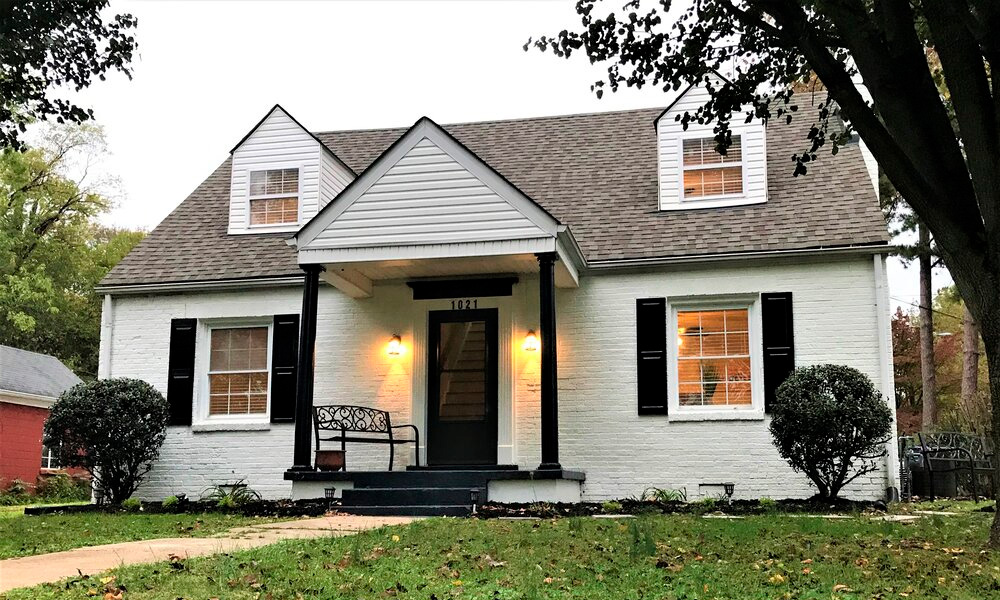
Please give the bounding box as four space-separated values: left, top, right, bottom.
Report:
683 166 743 198
209 327 269 416
682 136 741 167
676 308 752 407
250 197 298 225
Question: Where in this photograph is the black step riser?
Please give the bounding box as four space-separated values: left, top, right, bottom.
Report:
342 487 482 507
339 505 472 517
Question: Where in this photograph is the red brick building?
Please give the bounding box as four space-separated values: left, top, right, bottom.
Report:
0 345 82 488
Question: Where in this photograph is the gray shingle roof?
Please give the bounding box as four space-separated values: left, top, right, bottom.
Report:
101 104 888 288
0 345 82 399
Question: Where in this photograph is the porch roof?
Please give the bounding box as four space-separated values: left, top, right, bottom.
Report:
290 117 584 296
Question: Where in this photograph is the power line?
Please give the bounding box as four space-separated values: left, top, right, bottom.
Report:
890 296 963 321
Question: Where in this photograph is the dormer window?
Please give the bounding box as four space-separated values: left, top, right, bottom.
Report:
682 135 743 199
249 168 299 226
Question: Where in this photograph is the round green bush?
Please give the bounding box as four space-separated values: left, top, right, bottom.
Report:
44 378 168 506
768 364 893 500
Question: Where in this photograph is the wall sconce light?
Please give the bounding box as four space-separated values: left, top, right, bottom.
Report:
522 330 540 352
387 334 403 356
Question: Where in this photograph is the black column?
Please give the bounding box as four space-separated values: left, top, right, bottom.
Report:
537 252 561 470
290 264 323 471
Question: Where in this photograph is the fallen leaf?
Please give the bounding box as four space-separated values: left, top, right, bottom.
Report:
833 583 853 593
768 574 787 585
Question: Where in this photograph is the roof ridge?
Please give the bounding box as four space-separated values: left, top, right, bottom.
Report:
311 104 667 136
0 344 65 362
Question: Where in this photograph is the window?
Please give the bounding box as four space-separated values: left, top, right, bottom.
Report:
208 326 269 416
676 308 752 407
249 168 299 225
41 444 59 470
682 135 743 198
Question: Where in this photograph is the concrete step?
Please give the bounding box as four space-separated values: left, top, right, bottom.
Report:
342 487 483 507
338 504 473 517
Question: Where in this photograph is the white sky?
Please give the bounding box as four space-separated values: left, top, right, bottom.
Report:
71 0 948 312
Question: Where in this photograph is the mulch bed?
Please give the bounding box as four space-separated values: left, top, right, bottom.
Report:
475 497 888 519
23 498 336 517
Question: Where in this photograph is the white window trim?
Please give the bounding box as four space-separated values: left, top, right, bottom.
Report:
245 164 303 231
677 133 748 204
667 294 765 421
41 444 60 470
194 318 273 427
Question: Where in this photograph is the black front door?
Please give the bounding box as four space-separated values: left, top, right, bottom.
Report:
427 309 498 466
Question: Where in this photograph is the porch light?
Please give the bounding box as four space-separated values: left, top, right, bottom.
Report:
387 334 403 356
522 330 540 352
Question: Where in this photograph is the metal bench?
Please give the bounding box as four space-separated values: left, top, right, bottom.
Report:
313 405 420 471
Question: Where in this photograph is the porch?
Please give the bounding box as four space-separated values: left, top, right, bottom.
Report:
280 116 588 510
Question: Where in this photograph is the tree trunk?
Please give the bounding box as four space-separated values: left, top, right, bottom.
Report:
962 304 981 408
981 327 1000 547
919 224 938 430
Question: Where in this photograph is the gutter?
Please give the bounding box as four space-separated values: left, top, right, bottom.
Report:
95 275 305 296
585 243 892 270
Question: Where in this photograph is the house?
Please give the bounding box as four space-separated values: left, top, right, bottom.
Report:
0 345 82 488
97 81 898 512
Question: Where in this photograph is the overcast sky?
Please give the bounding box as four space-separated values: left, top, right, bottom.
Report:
71 0 950 311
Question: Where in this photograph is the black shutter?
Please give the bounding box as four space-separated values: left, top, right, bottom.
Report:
762 292 795 412
637 298 668 415
166 318 196 426
270 314 300 423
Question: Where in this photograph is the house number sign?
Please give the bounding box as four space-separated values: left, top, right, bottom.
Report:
451 299 479 310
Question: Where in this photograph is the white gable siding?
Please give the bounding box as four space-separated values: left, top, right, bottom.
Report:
657 84 767 210
229 108 322 234
309 137 550 248
319 148 354 209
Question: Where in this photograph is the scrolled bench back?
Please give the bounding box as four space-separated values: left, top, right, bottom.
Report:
314 405 390 434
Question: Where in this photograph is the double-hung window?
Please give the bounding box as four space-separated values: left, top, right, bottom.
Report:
208 326 270 417
681 135 743 199
249 168 299 226
669 297 763 416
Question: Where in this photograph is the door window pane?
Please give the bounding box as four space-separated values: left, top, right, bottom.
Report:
437 321 487 421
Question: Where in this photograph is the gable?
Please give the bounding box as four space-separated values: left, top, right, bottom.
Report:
296 118 560 251
229 105 355 235
655 77 767 211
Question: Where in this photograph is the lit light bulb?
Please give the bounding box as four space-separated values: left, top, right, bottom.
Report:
387 334 403 356
522 330 540 352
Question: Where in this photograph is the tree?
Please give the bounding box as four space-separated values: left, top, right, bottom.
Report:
531 0 1000 546
769 365 893 500
44 378 168 505
0 1 137 149
0 125 145 376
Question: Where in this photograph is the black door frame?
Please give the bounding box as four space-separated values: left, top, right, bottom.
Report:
426 308 499 466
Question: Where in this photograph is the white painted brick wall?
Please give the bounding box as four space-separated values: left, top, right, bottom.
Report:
105 254 893 502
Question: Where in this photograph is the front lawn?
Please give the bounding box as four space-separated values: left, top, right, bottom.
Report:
0 508 287 559
7 510 997 600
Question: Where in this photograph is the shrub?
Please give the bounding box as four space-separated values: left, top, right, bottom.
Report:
202 480 261 509
36 473 91 502
601 500 623 513
122 497 142 512
44 378 169 506
161 495 180 510
768 364 893 500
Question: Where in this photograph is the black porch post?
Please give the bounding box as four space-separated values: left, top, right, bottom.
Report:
536 252 561 470
290 264 323 471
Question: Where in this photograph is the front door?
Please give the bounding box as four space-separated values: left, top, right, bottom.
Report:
427 309 499 466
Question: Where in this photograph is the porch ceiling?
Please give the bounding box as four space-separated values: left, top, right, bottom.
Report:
320 252 578 298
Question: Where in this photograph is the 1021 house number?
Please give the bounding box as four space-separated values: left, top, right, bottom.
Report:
451 299 479 310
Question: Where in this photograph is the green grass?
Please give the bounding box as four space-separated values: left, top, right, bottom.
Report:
6 511 997 600
0 508 286 559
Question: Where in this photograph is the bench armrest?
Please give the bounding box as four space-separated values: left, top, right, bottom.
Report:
390 424 420 467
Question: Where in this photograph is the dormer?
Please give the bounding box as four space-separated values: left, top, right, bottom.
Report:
228 105 355 235
655 78 767 210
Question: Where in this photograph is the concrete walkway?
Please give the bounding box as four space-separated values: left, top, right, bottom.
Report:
0 515 414 593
